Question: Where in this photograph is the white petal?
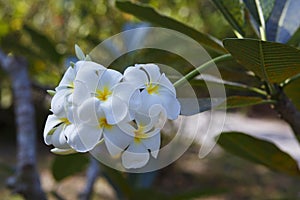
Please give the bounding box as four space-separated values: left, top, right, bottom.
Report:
138 64 161 83
51 89 71 116
103 125 132 156
72 80 91 106
123 66 148 87
56 67 76 90
137 89 161 116
66 106 75 124
112 83 141 120
75 62 105 93
76 61 106 71
43 115 62 142
117 121 136 137
51 125 69 149
74 61 96 73
101 96 128 124
77 97 103 126
67 124 103 152
159 88 181 120
127 89 142 120
63 124 76 140
121 142 150 169
51 148 77 155
159 73 176 95
112 82 138 104
135 112 154 132
141 129 161 158
98 69 122 90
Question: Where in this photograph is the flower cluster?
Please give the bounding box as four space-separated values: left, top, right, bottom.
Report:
44 57 180 169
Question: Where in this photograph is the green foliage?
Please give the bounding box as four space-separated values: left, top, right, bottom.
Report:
259 0 275 20
243 0 275 25
223 39 300 84
287 27 300 46
284 77 300 110
51 153 89 181
211 0 245 37
23 24 62 64
102 165 226 199
115 1 226 54
217 132 300 176
217 96 273 109
115 0 300 179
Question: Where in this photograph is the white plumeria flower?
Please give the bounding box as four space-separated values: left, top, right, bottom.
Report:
68 98 132 152
119 113 161 169
70 67 141 152
45 60 105 153
123 64 180 120
51 61 105 116
43 107 76 155
73 67 140 125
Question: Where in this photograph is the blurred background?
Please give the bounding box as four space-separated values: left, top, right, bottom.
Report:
0 0 300 199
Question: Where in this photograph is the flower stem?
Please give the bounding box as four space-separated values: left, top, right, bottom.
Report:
173 54 233 88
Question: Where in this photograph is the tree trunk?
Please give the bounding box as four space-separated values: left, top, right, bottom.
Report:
0 50 46 199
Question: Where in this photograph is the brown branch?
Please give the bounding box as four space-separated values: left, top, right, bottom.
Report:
273 85 300 141
0 50 46 199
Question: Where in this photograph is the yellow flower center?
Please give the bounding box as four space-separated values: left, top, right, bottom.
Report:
134 126 148 143
99 117 112 129
96 87 112 101
69 82 74 92
69 82 74 89
60 118 71 125
146 83 159 95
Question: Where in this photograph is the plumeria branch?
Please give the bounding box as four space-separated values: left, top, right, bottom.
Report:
0 49 46 199
273 85 300 142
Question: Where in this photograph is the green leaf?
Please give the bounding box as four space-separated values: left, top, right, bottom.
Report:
260 0 275 21
1 31 45 61
179 98 225 116
212 0 245 37
243 0 275 24
213 59 263 87
51 153 89 181
190 75 266 98
284 75 300 110
115 1 226 54
223 38 300 83
287 26 300 46
217 131 300 176
217 95 273 109
23 24 61 63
